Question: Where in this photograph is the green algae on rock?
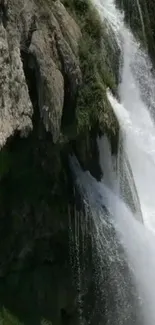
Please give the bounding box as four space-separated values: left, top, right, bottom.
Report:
63 0 119 135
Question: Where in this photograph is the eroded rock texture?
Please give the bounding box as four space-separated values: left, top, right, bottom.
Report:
0 6 32 147
0 0 82 145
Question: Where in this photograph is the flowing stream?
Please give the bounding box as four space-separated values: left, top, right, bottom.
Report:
70 0 155 324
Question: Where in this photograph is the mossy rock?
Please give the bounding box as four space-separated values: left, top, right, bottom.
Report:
62 0 119 136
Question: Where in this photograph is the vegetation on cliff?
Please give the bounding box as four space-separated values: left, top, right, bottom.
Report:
0 0 119 324
63 0 119 135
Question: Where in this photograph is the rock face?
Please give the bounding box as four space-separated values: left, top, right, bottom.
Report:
28 0 81 142
0 0 119 324
0 0 81 145
0 19 32 148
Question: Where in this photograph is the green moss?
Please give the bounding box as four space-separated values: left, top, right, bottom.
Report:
76 36 117 133
62 0 118 135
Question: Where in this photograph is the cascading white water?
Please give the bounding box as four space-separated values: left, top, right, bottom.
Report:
70 137 155 324
95 0 155 321
97 135 143 221
93 0 155 231
70 154 144 325
97 135 155 325
70 0 155 324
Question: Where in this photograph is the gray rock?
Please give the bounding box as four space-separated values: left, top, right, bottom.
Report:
0 23 32 147
29 0 81 142
0 0 82 146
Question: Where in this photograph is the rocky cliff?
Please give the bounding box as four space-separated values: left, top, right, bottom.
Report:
0 0 119 324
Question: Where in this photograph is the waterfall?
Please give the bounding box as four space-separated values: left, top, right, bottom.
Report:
70 141 155 324
70 155 144 325
70 0 155 324
97 135 143 221
95 0 155 231
135 0 146 43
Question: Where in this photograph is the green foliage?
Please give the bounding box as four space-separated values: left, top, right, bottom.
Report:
62 0 89 13
76 35 116 133
62 0 101 42
62 0 118 134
